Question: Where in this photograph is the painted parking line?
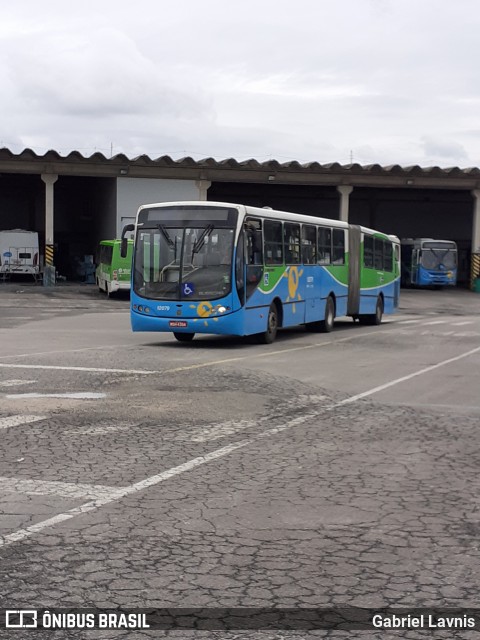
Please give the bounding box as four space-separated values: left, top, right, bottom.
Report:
0 380 36 388
0 363 156 375
185 419 259 443
2 344 480 548
6 392 106 400
332 345 480 407
0 412 317 549
0 415 47 430
0 477 127 500
0 343 133 361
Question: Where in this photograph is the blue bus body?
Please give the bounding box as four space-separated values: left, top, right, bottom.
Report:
401 238 457 287
126 202 400 342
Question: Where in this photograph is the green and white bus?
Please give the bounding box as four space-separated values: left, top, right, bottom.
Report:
95 239 133 296
122 201 401 342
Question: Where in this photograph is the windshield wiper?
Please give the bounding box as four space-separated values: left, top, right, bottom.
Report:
192 224 214 256
156 224 174 248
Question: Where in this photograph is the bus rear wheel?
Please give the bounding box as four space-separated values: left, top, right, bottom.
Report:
257 303 279 344
359 296 383 325
306 295 335 333
174 332 195 342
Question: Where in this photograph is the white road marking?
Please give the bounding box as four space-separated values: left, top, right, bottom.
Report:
422 320 447 326
398 319 422 324
0 380 36 388
332 346 480 407
0 412 318 548
0 364 155 375
65 422 135 436
186 419 258 442
6 392 106 400
160 328 406 374
0 415 47 430
1 342 479 547
0 344 132 361
451 321 474 326
0 477 126 500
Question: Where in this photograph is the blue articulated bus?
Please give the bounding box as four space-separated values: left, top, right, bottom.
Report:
121 201 400 343
401 238 457 287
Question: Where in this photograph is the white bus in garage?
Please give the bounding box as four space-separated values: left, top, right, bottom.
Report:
0 229 40 280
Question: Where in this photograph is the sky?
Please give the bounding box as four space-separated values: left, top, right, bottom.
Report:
1 0 479 168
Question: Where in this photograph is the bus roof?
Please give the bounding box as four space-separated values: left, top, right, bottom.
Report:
401 237 456 245
136 201 399 241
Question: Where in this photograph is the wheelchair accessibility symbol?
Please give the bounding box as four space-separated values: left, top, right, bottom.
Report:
182 283 194 296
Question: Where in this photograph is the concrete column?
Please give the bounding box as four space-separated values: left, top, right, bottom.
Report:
337 185 353 222
195 179 211 201
41 173 58 286
472 190 480 253
470 190 480 290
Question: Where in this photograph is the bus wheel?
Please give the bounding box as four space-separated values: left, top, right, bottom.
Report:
321 295 335 332
305 295 335 333
258 303 279 344
174 332 195 342
360 296 383 325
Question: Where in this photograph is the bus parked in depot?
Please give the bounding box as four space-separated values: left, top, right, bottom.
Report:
95 239 133 296
0 229 40 280
121 202 400 343
401 238 457 288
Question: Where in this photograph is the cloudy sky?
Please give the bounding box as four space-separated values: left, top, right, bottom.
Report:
1 0 479 167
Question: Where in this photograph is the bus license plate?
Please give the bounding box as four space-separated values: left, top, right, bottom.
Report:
169 321 188 328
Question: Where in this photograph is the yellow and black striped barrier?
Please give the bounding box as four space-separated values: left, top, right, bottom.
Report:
45 244 54 267
471 253 480 291
43 244 56 286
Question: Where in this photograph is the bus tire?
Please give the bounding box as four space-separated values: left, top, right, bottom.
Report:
305 295 335 333
174 332 195 342
257 303 279 344
321 295 335 332
360 295 383 325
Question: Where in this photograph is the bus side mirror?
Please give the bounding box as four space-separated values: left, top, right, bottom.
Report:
120 224 134 257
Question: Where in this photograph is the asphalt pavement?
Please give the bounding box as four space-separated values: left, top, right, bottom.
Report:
0 285 480 639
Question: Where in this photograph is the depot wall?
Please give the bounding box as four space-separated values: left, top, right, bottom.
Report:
116 178 199 235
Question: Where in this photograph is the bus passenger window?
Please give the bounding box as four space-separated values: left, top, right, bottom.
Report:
374 238 384 270
264 220 283 264
364 235 374 268
332 229 345 264
302 225 316 264
245 219 263 265
384 241 393 272
284 223 300 264
318 227 331 264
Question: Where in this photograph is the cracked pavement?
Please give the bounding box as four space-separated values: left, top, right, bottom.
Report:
0 286 480 639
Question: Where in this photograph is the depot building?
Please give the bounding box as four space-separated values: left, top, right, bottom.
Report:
0 147 479 285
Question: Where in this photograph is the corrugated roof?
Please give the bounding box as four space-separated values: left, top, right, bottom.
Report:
1 147 479 179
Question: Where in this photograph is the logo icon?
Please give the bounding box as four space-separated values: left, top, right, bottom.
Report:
182 283 194 296
5 610 38 628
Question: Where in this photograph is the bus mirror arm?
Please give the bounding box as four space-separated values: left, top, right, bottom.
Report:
120 224 135 258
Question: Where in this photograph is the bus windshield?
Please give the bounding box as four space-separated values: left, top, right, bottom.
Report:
420 246 457 270
134 225 235 300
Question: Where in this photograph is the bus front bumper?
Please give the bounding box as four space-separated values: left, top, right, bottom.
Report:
131 307 244 335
